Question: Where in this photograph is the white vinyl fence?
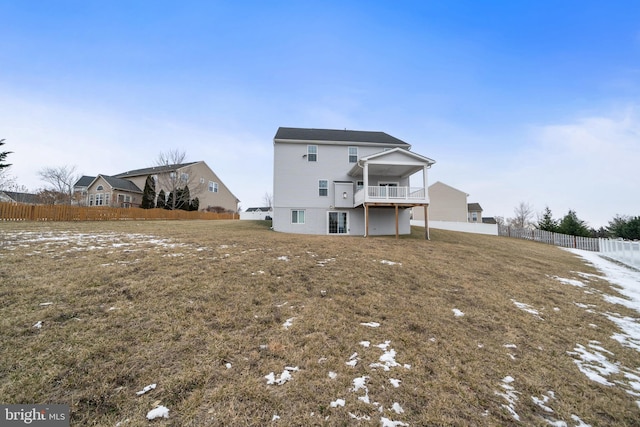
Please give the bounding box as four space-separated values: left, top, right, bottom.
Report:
599 238 640 270
498 226 600 251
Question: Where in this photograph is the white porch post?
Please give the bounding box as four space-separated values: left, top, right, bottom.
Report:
422 165 428 199
363 162 369 201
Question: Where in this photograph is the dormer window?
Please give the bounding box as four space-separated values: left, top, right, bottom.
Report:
97 185 104 191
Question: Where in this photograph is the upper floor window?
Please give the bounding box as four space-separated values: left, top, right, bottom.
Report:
209 181 218 193
180 173 189 182
96 185 104 191
319 180 328 196
307 145 317 162
471 212 478 222
200 177 205 184
356 180 364 191
348 147 358 163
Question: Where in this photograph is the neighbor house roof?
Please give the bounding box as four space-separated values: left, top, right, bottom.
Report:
94 175 143 193
75 175 96 188
274 127 410 147
246 207 272 212
482 217 497 224
0 191 41 204
467 203 483 212
113 162 199 179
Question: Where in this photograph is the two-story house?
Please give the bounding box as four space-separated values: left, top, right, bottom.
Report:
273 127 435 238
76 161 239 212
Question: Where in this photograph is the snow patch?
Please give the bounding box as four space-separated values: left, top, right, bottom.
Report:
146 406 169 420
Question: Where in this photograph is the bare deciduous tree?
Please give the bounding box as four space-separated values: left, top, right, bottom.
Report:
262 192 273 208
508 201 535 229
38 165 79 204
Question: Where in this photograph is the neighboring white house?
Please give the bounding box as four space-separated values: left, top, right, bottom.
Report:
240 207 273 220
272 127 436 238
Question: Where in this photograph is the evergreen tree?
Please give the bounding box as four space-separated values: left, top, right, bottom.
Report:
607 215 629 238
166 190 174 210
536 206 558 232
156 189 166 209
179 186 191 211
621 216 640 240
557 210 590 237
0 139 11 170
190 197 200 211
141 175 156 209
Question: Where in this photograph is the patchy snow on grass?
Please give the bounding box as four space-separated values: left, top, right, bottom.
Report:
495 376 520 421
380 260 402 266
380 417 408 427
277 255 289 261
552 276 586 287
511 299 544 320
330 398 345 408
282 317 295 329
135 383 156 396
265 367 298 386
567 342 619 386
32 321 42 329
452 309 464 317
360 321 381 328
146 405 169 420
389 378 401 388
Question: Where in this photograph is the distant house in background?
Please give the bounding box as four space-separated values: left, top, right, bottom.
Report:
240 207 273 220
75 161 239 212
415 181 468 222
0 191 41 205
482 217 497 224
411 181 497 235
467 202 483 223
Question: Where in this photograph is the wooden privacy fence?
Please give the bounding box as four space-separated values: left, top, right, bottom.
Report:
498 225 600 251
0 203 238 221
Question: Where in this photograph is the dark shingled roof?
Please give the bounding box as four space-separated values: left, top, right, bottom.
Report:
75 175 96 187
246 207 272 212
101 176 143 193
113 162 198 179
1 191 41 204
482 217 497 224
274 127 410 146
467 203 483 212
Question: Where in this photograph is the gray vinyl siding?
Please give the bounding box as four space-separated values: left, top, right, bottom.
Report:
273 141 411 235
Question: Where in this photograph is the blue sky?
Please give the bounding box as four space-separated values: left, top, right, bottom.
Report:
1 1 639 227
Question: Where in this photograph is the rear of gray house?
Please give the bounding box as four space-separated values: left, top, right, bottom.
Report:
273 127 435 237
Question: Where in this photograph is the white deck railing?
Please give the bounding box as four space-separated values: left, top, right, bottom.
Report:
354 186 426 205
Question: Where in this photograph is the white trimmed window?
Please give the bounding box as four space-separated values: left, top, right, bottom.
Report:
89 194 94 206
356 180 364 191
180 173 189 182
105 194 110 206
348 146 358 163
307 145 317 162
209 181 218 193
291 210 305 224
200 177 205 184
319 180 328 196
95 193 104 206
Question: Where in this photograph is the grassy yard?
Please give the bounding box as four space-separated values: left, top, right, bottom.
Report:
1 220 638 426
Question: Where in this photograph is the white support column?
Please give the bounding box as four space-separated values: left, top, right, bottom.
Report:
363 162 369 203
422 165 428 201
